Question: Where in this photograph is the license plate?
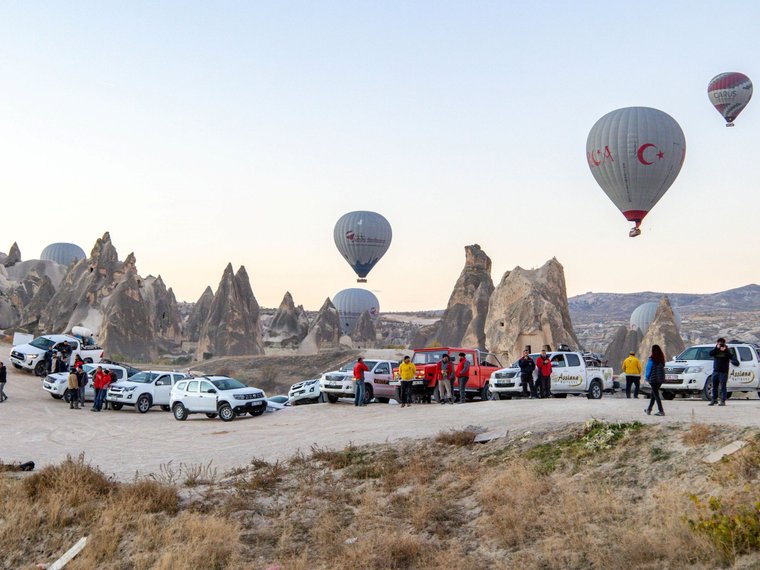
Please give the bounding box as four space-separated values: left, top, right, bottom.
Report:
665 374 678 380
413 380 424 385
327 383 341 388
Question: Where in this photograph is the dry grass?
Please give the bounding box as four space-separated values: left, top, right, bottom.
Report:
682 422 720 446
434 429 477 447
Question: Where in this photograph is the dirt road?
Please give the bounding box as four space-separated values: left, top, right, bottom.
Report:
1 366 758 480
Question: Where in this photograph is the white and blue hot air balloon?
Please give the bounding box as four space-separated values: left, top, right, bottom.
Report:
630 302 681 335
334 211 392 282
333 288 380 336
40 242 86 266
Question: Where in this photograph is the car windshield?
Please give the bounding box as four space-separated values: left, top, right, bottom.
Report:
412 351 447 365
30 337 55 350
676 347 731 360
338 360 378 372
211 378 247 390
127 372 158 384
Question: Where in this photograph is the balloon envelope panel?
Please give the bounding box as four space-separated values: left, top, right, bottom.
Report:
708 72 753 124
40 242 86 266
333 288 380 335
586 107 686 224
334 211 392 280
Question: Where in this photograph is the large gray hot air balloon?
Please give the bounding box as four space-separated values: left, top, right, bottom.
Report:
333 288 379 335
334 211 392 282
40 242 86 266
630 302 681 334
586 107 686 237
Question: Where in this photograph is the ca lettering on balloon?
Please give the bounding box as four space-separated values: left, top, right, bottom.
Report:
586 146 614 168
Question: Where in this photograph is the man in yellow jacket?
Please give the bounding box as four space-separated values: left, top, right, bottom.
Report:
622 351 642 399
398 356 416 408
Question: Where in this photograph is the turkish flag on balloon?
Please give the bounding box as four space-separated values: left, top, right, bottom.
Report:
586 107 686 237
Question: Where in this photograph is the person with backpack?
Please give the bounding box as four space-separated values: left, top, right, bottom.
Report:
518 350 537 398
353 357 369 407
645 344 666 416
708 338 738 407
535 349 553 399
436 354 454 404
0 361 7 402
455 353 470 403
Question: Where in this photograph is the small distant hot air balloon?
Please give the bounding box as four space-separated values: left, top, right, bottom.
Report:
586 107 686 237
333 288 380 335
40 242 86 266
334 211 392 282
708 72 753 127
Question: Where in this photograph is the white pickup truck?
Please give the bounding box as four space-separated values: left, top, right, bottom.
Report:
490 350 614 400
42 363 129 402
107 370 192 413
320 359 398 405
10 333 104 376
654 342 760 400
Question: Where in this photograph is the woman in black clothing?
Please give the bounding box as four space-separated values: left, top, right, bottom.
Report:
645 344 666 416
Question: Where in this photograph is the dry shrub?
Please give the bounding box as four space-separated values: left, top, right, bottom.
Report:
710 435 760 484
435 429 477 447
682 423 719 446
336 530 429 570
115 479 179 514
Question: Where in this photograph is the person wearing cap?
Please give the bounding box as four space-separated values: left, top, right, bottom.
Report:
622 351 642 399
455 353 470 403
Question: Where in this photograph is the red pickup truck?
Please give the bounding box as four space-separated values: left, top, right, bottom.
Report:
393 347 503 402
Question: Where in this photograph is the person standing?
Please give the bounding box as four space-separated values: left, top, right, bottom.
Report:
535 349 553 399
455 353 470 403
76 364 87 408
91 366 107 412
709 338 736 406
67 368 80 409
622 351 642 399
59 341 72 372
645 344 666 416
0 361 7 402
353 357 369 407
436 354 454 404
104 369 117 410
518 350 536 398
398 355 416 407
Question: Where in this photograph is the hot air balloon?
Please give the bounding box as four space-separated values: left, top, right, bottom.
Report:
708 72 753 127
334 211 392 282
630 302 681 334
586 107 686 237
333 288 379 335
40 242 86 266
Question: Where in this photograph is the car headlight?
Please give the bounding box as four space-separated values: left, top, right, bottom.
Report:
124 386 137 392
27 355 36 362
306 379 319 385
684 366 703 374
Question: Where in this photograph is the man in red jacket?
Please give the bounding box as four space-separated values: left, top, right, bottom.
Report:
91 366 107 412
535 349 553 399
455 353 470 404
353 357 370 407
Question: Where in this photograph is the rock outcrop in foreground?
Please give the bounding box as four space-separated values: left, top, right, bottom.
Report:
484 258 580 362
264 292 310 348
196 264 265 359
299 298 342 354
637 295 685 361
604 326 644 372
351 310 377 347
185 286 214 343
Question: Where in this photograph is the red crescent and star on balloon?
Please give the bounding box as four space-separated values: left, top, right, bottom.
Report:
636 143 665 165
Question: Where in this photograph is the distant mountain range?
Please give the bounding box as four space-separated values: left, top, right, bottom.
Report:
568 284 760 321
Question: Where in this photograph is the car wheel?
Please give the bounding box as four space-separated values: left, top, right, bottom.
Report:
701 378 714 401
172 402 187 421
249 408 265 417
136 394 152 413
34 361 48 377
218 403 235 422
480 383 491 401
110 402 123 411
662 391 675 401
205 413 218 419
587 380 603 400
161 405 171 412
326 393 339 404
363 385 374 405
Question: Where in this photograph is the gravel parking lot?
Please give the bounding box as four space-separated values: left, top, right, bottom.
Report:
1 365 758 480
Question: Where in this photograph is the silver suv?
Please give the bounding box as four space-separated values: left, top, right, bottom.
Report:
170 376 267 422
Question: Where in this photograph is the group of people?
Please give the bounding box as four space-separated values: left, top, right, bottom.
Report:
66 365 116 411
517 349 554 398
622 337 739 417
46 341 74 374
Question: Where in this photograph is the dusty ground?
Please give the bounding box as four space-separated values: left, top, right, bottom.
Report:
2 360 759 481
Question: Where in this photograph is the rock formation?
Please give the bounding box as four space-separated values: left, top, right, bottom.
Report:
141 276 183 345
99 270 157 361
414 244 494 349
195 264 264 358
264 291 310 348
3 242 21 267
185 286 214 342
17 276 56 331
351 310 377 347
637 295 685 361
604 325 644 372
484 258 580 363
298 298 342 354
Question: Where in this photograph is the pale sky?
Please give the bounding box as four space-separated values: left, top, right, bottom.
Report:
1 2 758 311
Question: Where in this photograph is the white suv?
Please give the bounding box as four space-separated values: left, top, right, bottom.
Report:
170 376 267 422
42 363 129 402
107 371 192 413
288 378 322 404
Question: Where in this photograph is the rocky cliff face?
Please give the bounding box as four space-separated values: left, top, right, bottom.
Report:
264 291 309 348
604 325 644 373
185 286 214 343
100 270 157 361
414 244 494 349
2 242 21 267
637 295 685 361
298 298 342 354
195 264 265 358
351 310 377 347
484 258 580 362
17 276 56 331
141 276 183 345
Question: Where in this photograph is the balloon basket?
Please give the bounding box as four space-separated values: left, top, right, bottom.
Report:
726 122 735 127
628 228 642 238
357 278 367 283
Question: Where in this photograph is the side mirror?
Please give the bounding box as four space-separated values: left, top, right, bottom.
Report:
208 388 217 394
